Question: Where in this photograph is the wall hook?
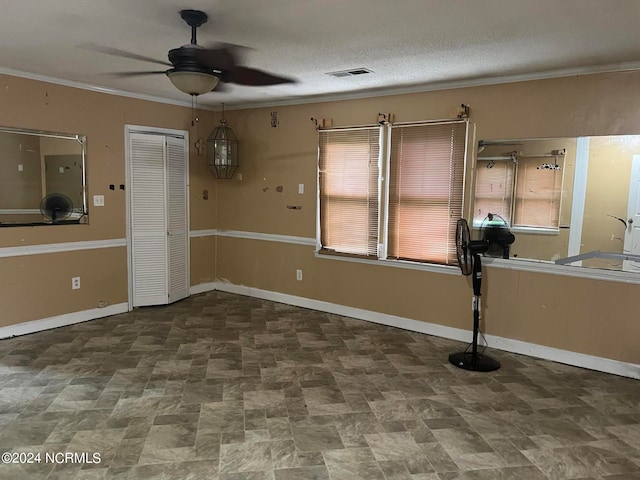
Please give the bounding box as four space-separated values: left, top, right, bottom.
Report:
377 113 393 125
457 104 470 119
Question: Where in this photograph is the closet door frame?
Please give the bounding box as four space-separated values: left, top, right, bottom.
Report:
125 124 190 311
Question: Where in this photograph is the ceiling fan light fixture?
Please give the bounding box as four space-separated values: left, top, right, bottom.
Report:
167 70 220 96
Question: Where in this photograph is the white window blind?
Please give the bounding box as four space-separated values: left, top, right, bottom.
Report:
473 160 515 226
318 127 380 256
514 157 564 228
387 121 467 265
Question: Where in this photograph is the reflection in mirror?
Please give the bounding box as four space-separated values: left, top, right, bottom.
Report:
473 135 640 273
0 127 87 226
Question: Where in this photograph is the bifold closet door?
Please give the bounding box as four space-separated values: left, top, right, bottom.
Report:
129 132 189 307
166 136 189 303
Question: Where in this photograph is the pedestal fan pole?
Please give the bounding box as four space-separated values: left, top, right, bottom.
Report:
471 294 480 364
448 251 501 372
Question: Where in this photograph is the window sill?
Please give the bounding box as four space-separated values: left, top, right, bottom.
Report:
314 250 460 276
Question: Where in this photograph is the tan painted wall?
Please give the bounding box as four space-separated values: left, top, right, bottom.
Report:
0 132 42 210
581 135 640 269
217 71 640 365
0 74 218 325
0 248 127 326
191 236 217 286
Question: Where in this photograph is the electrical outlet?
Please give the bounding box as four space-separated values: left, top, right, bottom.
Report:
296 269 303 281
298 183 304 194
72 277 81 290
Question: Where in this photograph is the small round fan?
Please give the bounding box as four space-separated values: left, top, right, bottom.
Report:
40 193 73 223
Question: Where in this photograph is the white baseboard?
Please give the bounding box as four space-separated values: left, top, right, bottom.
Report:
0 303 129 339
214 281 640 380
4 281 638 380
190 282 217 295
483 334 640 380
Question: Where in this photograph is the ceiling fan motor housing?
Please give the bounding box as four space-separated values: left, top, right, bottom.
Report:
168 47 219 75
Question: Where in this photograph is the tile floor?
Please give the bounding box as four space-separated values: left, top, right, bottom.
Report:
0 291 639 479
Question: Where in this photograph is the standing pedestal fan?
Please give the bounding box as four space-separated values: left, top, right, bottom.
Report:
448 218 501 372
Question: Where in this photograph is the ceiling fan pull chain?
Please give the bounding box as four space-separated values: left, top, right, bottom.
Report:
191 95 200 127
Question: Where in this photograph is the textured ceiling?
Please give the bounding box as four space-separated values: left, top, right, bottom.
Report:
1 0 640 108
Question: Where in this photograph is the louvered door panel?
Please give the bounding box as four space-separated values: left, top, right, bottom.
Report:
130 133 168 306
166 136 189 303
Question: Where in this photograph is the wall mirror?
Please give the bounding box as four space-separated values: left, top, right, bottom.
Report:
473 135 640 273
0 126 87 226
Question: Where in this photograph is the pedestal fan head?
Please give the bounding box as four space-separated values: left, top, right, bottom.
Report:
456 218 488 275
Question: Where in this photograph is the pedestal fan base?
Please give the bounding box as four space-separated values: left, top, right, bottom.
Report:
449 352 501 372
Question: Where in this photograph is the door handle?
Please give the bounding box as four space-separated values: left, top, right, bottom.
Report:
629 219 634 225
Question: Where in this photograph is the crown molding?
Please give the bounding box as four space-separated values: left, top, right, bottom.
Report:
0 67 216 111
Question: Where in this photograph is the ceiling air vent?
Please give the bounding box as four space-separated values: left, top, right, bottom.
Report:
326 68 373 78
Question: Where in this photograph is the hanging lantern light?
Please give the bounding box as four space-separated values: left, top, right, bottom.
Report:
207 104 238 179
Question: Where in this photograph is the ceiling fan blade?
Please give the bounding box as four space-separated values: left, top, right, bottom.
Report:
82 43 172 67
110 71 168 77
226 66 296 86
201 41 250 54
192 46 238 71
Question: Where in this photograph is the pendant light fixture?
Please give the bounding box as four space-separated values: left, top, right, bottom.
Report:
207 104 238 179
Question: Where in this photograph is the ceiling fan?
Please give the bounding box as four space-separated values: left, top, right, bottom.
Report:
94 9 295 96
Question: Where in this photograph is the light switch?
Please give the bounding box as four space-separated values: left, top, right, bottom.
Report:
298 183 304 194
59 167 65 174
93 195 104 207
17 164 23 172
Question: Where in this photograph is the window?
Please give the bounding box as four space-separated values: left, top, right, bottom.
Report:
513 157 563 228
473 154 564 230
318 127 380 257
388 122 467 264
473 157 515 225
318 120 468 266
